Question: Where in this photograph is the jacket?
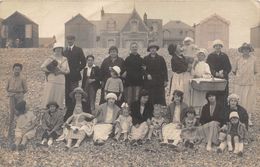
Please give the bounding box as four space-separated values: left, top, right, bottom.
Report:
82 65 101 91
227 121 248 141
130 101 153 126
165 102 188 123
64 46 86 82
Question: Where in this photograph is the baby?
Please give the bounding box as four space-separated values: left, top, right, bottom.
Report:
147 104 165 142
114 103 132 141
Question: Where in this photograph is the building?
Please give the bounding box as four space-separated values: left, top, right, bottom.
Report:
195 14 230 49
1 11 39 48
162 20 195 47
0 18 3 47
39 36 56 48
65 14 96 48
250 24 260 48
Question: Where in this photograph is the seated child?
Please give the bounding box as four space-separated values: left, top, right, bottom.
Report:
41 101 64 146
114 103 132 141
14 101 37 151
217 112 248 156
147 104 165 142
180 107 199 148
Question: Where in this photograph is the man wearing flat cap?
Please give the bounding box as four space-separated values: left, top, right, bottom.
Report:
64 35 86 121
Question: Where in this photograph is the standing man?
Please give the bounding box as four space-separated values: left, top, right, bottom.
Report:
143 42 168 106
206 39 231 108
124 42 145 105
63 35 86 121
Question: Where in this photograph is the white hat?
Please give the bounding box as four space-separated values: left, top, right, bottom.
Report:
106 93 117 101
183 37 194 43
227 94 240 103
53 42 64 51
212 39 224 48
229 112 239 119
111 66 121 75
196 48 208 56
121 102 129 108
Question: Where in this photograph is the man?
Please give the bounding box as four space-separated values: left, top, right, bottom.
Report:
124 42 145 105
63 35 86 121
143 42 168 105
206 39 231 109
99 46 125 104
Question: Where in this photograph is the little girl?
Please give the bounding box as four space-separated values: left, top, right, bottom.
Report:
147 104 165 142
180 107 199 149
104 66 124 105
217 112 248 156
114 103 132 141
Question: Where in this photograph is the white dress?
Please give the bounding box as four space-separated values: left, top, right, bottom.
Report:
41 56 70 108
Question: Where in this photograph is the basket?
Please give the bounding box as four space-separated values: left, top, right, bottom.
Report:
191 78 227 91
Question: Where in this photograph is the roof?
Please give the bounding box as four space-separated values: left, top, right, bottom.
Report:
197 13 230 25
2 11 38 25
163 20 193 30
65 14 94 26
39 37 56 48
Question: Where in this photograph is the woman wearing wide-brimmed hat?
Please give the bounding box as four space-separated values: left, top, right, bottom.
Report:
232 43 257 126
143 42 168 105
206 39 231 108
41 43 70 108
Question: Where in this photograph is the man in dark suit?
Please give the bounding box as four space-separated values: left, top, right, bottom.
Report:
82 55 101 114
63 35 86 121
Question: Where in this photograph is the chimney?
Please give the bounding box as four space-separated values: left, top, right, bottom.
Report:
101 6 105 18
143 12 147 25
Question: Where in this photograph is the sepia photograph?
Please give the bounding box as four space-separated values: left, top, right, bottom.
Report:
0 0 259 166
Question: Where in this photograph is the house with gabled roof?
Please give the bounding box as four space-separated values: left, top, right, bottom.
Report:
65 14 96 48
195 14 230 48
162 20 195 47
250 24 260 48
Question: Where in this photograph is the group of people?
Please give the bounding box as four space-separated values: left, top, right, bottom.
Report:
5 35 257 157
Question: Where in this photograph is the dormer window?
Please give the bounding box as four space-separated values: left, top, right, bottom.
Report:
130 19 138 32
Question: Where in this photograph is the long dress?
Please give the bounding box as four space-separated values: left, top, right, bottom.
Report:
233 55 257 115
41 56 70 108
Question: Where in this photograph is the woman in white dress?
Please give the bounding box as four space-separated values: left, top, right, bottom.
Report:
41 43 70 108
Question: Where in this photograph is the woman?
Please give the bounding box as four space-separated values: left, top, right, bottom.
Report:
143 42 168 105
206 39 231 108
197 91 226 151
233 43 257 126
130 89 153 145
93 93 121 145
161 90 188 146
168 44 188 103
41 43 70 108
226 94 249 129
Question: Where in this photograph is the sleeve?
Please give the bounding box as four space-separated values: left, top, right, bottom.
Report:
40 58 53 71
223 54 232 78
95 66 101 82
115 115 121 123
100 59 107 83
104 78 110 91
232 58 238 74
205 63 211 75
206 55 216 77
79 48 86 71
22 78 28 93
199 105 207 125
81 68 87 89
41 113 48 130
120 59 126 75
161 57 168 82
52 114 64 131
60 58 70 74
119 79 124 93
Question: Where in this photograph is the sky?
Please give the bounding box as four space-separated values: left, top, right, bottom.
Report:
0 0 259 48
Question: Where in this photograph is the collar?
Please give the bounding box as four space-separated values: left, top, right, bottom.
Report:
68 45 75 49
85 64 96 69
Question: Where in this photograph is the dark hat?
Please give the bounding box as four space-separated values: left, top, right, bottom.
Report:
147 42 160 52
15 100 26 114
238 43 254 53
139 89 149 97
108 46 118 53
66 35 76 40
46 101 59 109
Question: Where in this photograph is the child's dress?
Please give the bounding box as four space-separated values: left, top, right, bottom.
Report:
115 115 132 134
180 117 198 142
150 117 165 137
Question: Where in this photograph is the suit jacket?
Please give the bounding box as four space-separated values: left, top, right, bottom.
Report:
130 101 153 125
82 66 101 91
200 102 226 127
64 46 86 82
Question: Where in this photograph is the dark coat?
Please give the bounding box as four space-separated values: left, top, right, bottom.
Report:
130 101 153 126
200 102 226 127
206 51 231 80
82 66 101 91
124 53 145 87
143 53 168 87
165 102 188 123
226 105 249 129
100 56 125 84
226 121 248 141
171 54 188 74
64 46 86 82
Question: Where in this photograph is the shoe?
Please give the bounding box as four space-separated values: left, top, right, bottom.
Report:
146 138 151 144
237 151 243 157
137 139 143 145
206 145 212 152
217 148 223 153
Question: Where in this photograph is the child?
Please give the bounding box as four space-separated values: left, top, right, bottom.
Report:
192 48 211 78
147 104 165 142
41 101 64 146
6 63 28 147
180 107 199 149
104 66 124 105
114 102 132 141
217 112 248 156
14 101 37 151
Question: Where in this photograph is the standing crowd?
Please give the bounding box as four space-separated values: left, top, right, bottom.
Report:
5 35 258 157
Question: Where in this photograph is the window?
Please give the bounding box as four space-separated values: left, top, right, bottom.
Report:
25 24 32 38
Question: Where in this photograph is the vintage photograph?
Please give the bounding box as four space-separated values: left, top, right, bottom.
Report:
0 0 259 166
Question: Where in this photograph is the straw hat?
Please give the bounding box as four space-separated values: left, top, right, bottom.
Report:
111 66 121 75
147 42 160 52
106 93 118 101
229 112 239 119
238 43 254 53
53 42 64 51
212 39 224 48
